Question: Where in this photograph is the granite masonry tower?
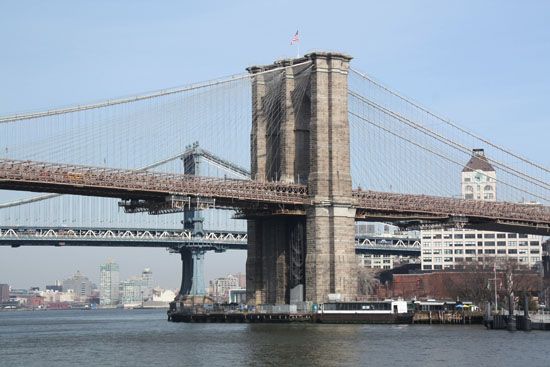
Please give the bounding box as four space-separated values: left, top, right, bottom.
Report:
246 52 357 305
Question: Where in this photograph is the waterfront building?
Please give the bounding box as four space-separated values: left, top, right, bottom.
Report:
41 289 75 304
151 288 176 302
45 281 63 292
229 288 247 304
62 271 93 301
421 149 543 271
99 260 120 306
211 274 239 302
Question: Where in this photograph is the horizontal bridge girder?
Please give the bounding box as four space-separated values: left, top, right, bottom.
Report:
0 226 421 255
0 158 548 235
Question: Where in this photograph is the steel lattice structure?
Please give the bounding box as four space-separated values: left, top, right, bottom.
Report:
0 226 421 256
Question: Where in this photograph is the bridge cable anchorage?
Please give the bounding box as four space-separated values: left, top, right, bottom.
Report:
348 90 550 192
348 110 549 203
0 61 312 124
349 67 550 174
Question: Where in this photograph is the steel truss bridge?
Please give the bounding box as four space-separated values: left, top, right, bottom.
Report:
0 226 421 256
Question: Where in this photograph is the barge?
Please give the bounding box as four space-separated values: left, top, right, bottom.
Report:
168 299 413 324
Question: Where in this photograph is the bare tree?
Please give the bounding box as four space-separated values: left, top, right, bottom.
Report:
445 257 540 310
357 267 378 296
446 262 493 306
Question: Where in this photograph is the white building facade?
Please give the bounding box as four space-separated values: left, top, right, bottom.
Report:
421 149 542 271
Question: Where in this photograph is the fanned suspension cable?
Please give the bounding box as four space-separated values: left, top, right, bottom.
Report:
1 61 312 124
350 67 550 174
349 110 549 203
349 90 550 192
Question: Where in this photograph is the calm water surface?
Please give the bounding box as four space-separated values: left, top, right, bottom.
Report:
0 309 549 367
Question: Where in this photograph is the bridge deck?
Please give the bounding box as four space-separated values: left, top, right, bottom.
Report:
0 159 548 235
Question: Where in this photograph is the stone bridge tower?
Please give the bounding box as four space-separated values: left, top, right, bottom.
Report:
246 52 357 305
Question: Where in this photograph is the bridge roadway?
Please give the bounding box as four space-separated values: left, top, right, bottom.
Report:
0 158 549 235
0 226 421 256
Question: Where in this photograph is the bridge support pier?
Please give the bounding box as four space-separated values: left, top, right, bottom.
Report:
177 146 207 298
246 217 305 304
178 247 207 297
247 52 357 305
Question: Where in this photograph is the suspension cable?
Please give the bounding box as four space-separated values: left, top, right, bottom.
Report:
349 110 549 203
1 61 312 123
350 67 550 174
349 90 550 191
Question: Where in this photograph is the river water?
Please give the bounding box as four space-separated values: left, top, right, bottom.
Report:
0 309 548 367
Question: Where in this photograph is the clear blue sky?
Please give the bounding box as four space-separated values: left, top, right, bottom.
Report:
1 0 549 289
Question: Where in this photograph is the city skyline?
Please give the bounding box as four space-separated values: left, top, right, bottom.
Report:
0 3 548 366
1 258 237 291
1 0 549 288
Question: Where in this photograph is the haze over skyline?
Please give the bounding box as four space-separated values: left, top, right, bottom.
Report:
1 0 549 289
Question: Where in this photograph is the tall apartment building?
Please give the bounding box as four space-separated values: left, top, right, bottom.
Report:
421 149 543 271
99 260 120 305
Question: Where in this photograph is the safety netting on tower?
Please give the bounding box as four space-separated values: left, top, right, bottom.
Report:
348 67 549 206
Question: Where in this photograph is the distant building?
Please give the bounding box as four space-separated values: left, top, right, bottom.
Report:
360 254 394 270
211 275 239 302
140 288 177 308
62 271 93 301
45 285 63 292
228 288 246 304
141 268 153 299
356 223 419 270
41 289 75 304
543 240 550 279
421 149 543 271
99 260 120 305
120 268 153 306
152 288 176 302
233 272 246 289
0 284 9 303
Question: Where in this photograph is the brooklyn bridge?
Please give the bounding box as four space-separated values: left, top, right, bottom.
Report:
1 52 548 304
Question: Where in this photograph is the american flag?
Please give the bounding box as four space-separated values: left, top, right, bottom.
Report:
290 30 299 45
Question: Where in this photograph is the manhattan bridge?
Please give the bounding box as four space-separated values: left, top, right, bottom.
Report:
0 52 548 304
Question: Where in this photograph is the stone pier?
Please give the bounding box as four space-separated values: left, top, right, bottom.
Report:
246 52 357 304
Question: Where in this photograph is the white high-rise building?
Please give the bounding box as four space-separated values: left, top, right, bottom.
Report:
99 260 120 305
421 149 543 271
